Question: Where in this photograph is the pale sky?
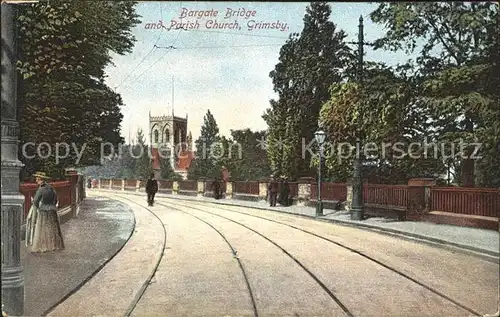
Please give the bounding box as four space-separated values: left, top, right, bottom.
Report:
104 2 412 144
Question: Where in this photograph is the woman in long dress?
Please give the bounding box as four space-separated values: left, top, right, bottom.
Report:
26 171 65 253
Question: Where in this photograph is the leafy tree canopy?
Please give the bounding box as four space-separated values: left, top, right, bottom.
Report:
16 0 140 178
370 2 499 186
264 2 351 180
188 110 221 180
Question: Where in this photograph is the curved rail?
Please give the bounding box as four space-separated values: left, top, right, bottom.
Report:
114 194 258 317
118 196 168 317
157 200 354 317
165 199 483 317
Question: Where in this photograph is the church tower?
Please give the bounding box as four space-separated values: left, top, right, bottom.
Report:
149 110 192 179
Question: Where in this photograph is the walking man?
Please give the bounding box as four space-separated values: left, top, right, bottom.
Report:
268 176 279 207
145 173 158 206
212 178 222 199
279 178 291 206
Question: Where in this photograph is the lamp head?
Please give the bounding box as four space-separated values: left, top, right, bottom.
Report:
314 130 326 145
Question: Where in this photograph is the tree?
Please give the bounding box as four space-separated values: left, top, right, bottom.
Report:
188 110 221 179
16 1 140 79
159 155 183 180
116 144 137 179
133 129 153 179
264 2 351 180
370 2 499 187
319 62 445 184
16 1 140 176
84 154 122 179
216 129 272 181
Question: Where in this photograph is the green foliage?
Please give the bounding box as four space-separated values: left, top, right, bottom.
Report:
133 129 153 179
220 129 272 181
84 156 122 179
16 0 140 176
188 110 221 179
159 154 183 180
263 2 351 180
370 2 499 187
16 1 140 79
319 61 446 184
186 111 271 181
159 155 173 179
116 145 136 179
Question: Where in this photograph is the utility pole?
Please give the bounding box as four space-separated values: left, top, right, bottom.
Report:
1 2 25 315
350 16 367 221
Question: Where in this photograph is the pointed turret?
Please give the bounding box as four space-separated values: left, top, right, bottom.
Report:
187 131 193 151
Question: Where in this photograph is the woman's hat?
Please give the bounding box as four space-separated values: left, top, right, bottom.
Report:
33 171 50 179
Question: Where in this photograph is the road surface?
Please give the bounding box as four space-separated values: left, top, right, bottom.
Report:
49 192 499 317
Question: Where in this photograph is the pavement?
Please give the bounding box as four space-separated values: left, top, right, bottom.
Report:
97 188 500 260
46 194 165 317
55 191 499 316
21 196 135 316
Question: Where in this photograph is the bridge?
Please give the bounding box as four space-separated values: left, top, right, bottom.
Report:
14 177 499 317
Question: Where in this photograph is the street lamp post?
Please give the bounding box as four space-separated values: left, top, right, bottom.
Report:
349 16 370 221
1 2 26 315
314 130 326 217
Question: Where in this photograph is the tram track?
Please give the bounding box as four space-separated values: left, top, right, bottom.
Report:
161 198 485 317
99 191 490 316
155 199 355 317
119 195 167 317
113 194 259 317
116 193 355 317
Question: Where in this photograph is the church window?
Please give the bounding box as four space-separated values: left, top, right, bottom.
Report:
154 130 159 143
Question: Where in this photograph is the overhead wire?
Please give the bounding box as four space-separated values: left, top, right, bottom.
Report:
116 3 166 90
119 2 290 91
117 2 167 132
120 2 183 91
154 43 284 49
106 19 158 81
170 0 183 48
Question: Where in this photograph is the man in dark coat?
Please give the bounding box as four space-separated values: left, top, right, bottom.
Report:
268 177 279 207
212 178 221 199
279 179 291 206
145 173 158 206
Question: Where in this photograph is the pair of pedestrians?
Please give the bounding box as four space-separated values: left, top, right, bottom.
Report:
267 177 291 207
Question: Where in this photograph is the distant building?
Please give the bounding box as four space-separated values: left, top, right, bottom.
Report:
149 111 194 179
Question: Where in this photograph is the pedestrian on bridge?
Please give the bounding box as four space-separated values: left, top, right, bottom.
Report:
268 176 279 207
278 178 291 206
146 173 158 206
212 178 222 199
26 171 65 253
